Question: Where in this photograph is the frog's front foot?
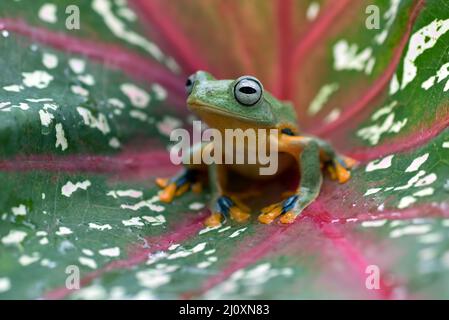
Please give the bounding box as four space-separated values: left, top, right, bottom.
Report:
326 156 358 184
156 169 202 203
204 196 250 227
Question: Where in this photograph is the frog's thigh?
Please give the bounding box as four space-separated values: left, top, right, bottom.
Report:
183 142 212 170
204 163 250 226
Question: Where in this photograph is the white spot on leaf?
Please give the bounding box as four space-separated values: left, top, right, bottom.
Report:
333 40 373 74
364 188 382 196
88 223 112 231
42 53 58 69
366 155 394 172
79 257 98 269
38 3 57 24
61 180 91 197
120 83 150 108
157 116 182 137
12 204 27 216
99 247 120 257
405 153 429 172
122 217 144 227
56 227 73 236
306 2 320 21
69 58 86 74
3 84 23 92
76 107 110 135
92 0 165 62
55 123 68 151
0 278 11 293
401 19 449 89
361 220 387 227
121 196 164 212
22 71 53 89
308 83 339 115
107 189 142 198
1 230 27 245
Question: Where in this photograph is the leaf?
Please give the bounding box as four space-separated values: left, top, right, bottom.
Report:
0 0 448 299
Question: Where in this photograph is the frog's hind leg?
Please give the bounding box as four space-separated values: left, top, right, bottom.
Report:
204 163 251 227
258 141 323 224
314 138 358 184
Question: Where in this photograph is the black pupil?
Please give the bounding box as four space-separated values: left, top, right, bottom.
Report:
186 78 192 87
239 86 257 94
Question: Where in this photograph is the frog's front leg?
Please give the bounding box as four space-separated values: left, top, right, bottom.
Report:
204 163 251 227
258 141 323 224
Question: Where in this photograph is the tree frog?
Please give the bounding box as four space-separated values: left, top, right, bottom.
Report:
156 71 356 227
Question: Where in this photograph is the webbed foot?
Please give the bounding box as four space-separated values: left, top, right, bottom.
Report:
156 169 202 203
204 196 250 227
326 156 358 184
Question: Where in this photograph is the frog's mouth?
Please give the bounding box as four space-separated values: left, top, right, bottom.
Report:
187 97 269 126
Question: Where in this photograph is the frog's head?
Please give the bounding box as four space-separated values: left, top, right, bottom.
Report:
186 71 290 130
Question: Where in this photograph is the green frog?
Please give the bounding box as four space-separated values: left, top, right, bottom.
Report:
156 71 356 227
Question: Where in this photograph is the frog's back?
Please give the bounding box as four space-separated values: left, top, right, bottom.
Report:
264 93 299 132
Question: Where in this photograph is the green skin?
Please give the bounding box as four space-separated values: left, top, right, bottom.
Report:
159 71 352 225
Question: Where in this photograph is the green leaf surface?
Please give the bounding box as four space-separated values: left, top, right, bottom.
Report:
0 0 448 299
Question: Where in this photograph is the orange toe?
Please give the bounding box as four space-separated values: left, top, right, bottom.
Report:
159 183 177 203
175 183 190 197
191 182 202 193
344 156 358 169
230 207 250 223
204 213 222 227
279 211 296 224
258 206 283 224
155 178 168 188
335 162 351 184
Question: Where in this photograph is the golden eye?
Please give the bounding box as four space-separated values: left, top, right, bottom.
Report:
234 76 263 106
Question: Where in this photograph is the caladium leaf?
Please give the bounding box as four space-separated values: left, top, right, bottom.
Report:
0 0 448 299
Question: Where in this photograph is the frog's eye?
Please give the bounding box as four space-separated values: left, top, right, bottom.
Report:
234 76 263 106
185 74 196 95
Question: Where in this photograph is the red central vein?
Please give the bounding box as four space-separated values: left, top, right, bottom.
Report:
220 1 256 77
131 0 208 74
0 150 174 174
273 0 293 99
182 221 300 299
185 201 403 299
312 0 425 137
318 222 396 299
43 211 208 300
0 18 186 106
2 117 445 175
285 0 352 101
186 203 449 299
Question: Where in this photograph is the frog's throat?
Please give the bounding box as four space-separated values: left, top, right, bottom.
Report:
187 100 272 127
